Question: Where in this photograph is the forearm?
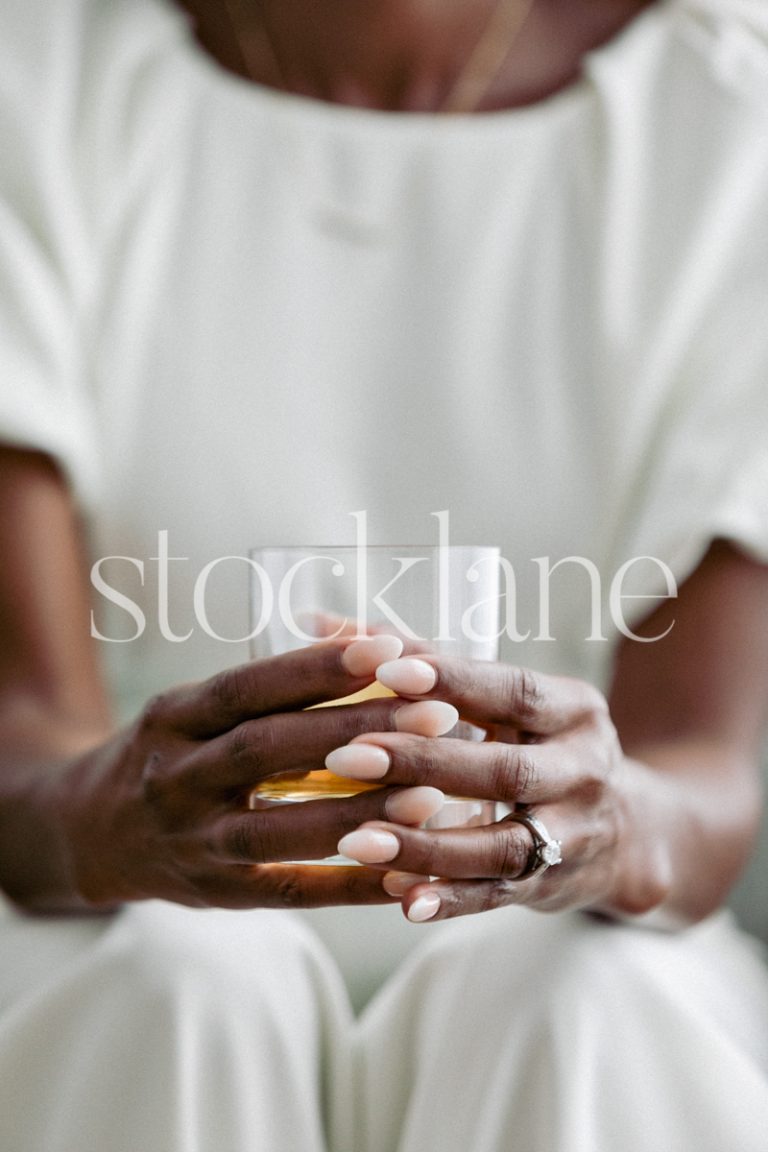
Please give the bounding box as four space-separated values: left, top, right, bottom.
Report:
0 701 114 914
601 739 763 927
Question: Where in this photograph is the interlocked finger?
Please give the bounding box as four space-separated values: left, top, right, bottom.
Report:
330 730 586 805
190 864 397 910
178 699 458 797
391 870 574 922
147 634 404 738
377 655 608 736
209 786 445 865
335 817 566 881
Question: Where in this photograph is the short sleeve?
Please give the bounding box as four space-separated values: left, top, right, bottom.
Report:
0 0 100 506
619 352 768 611
605 7 768 617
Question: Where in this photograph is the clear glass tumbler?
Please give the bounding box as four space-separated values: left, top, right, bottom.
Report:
248 544 500 863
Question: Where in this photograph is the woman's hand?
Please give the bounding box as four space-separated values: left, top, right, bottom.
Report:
325 655 669 923
42 636 457 912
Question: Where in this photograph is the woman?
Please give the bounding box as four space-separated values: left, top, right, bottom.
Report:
1 1 767 1150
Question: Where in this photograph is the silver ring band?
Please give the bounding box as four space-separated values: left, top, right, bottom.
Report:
506 809 563 881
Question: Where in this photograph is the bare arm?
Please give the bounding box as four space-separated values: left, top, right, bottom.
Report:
322 541 768 926
0 449 113 910
0 448 113 751
0 449 446 913
606 538 768 922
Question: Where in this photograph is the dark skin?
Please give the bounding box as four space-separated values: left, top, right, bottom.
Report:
334 562 768 923
0 455 449 912
185 0 655 112
1 1 767 922
0 448 766 923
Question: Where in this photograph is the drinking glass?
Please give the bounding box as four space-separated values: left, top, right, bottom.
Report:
248 544 500 863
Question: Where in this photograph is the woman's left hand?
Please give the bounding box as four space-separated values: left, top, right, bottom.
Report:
326 655 668 922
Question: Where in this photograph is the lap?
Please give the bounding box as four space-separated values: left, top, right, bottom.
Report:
2 896 767 1152
0 897 351 1152
356 905 768 1152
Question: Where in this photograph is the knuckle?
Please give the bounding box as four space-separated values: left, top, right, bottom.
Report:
593 732 614 773
227 720 275 776
252 819 284 864
141 749 168 804
226 817 265 864
578 770 607 808
227 721 255 763
335 868 374 903
507 749 539 800
578 803 617 865
572 745 610 802
484 879 515 911
227 724 251 763
492 826 531 877
578 731 619 799
272 871 306 909
485 745 522 799
412 740 442 784
618 863 671 917
462 659 488 700
436 882 508 919
140 692 172 733
583 680 608 712
410 833 440 876
211 665 249 721
580 683 612 728
511 667 546 728
599 719 622 765
139 739 195 826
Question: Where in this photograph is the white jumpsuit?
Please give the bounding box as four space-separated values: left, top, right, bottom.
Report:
1 0 768 1147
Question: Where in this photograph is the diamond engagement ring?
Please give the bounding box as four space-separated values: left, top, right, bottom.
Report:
506 809 563 881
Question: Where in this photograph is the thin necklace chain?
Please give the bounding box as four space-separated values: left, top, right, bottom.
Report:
443 0 536 113
221 0 537 115
222 0 286 91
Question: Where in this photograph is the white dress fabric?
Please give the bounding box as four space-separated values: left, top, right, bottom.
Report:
356 907 768 1152
0 901 354 1152
1 0 768 1148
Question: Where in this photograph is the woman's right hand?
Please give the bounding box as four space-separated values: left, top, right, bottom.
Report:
55 635 454 911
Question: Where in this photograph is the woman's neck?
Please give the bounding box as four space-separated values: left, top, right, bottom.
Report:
183 0 655 112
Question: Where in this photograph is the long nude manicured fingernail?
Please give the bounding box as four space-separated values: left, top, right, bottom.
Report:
395 700 458 737
376 658 437 695
325 744 390 780
407 892 442 922
382 871 430 897
337 828 400 864
342 635 404 677
386 787 445 825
